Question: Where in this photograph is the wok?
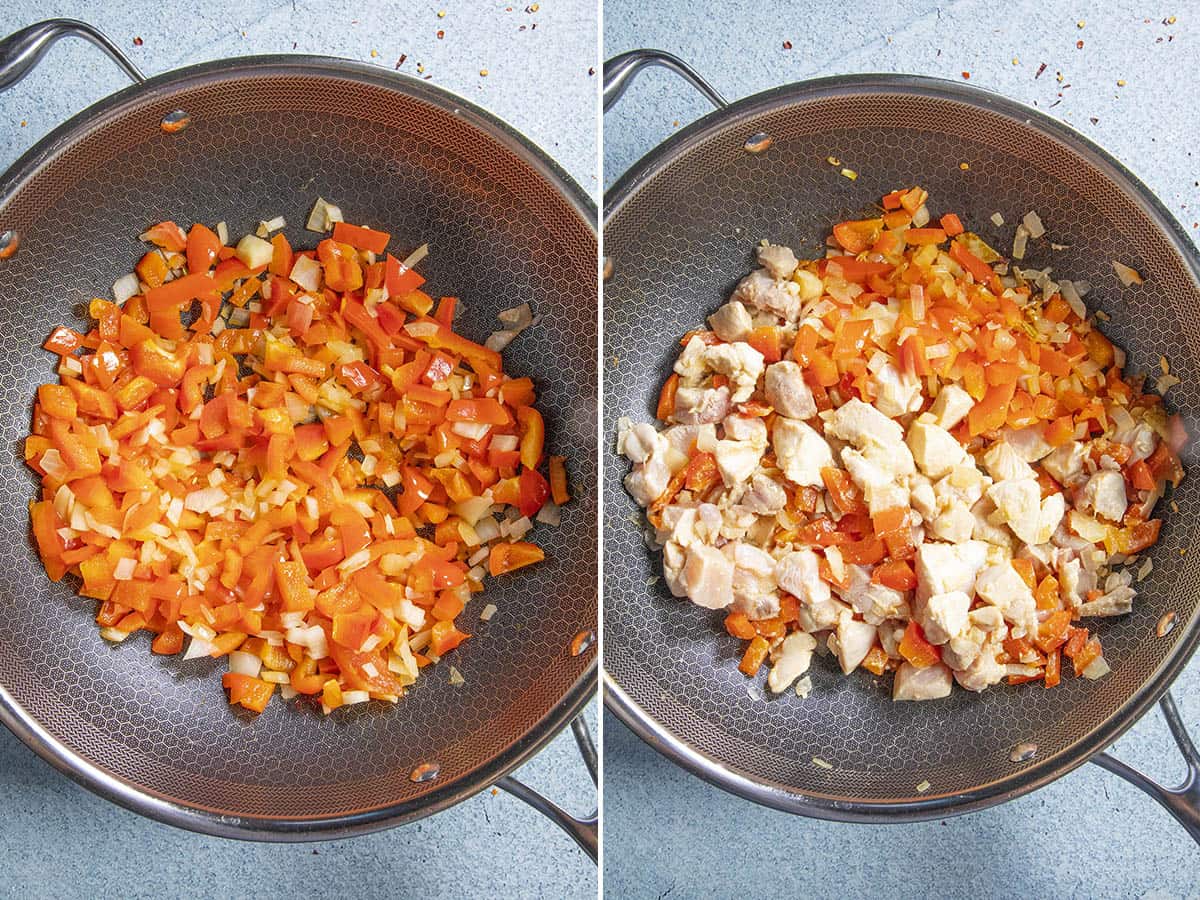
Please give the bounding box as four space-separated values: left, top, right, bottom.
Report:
602 49 1200 839
0 19 598 855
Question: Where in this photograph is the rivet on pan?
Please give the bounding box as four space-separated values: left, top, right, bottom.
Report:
1156 611 1177 638
602 256 614 281
160 109 192 134
409 762 440 783
0 230 19 260
570 629 596 657
1009 742 1038 763
743 132 772 154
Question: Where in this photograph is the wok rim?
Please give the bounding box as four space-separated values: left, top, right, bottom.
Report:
0 53 598 841
603 71 1200 821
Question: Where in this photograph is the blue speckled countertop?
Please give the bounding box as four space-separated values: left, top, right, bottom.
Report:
0 3 597 898
604 1 1200 897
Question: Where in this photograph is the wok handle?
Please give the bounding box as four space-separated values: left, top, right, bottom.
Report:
0 19 145 92
603 49 728 113
1090 692 1200 844
496 715 598 862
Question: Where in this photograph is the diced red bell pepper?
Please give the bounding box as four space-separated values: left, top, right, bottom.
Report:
518 466 551 518
333 221 391 254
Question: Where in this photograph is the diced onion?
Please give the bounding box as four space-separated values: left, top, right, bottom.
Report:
342 690 370 705
228 650 262 678
290 256 322 292
112 273 140 303
401 243 429 269
113 558 136 581
480 603 498 621
1082 655 1111 679
1112 260 1143 286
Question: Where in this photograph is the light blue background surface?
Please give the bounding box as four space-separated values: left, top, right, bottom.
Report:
0 3 598 898
604 1 1200 897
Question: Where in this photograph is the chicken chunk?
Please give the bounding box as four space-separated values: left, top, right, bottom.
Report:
617 421 665 464
681 545 735 609
930 504 975 544
841 448 910 517
982 440 1037 482
673 385 731 425
872 362 924 418
624 455 672 506
837 565 908 624
724 542 779 619
714 439 764 487
987 478 1062 545
1002 425 1055 462
732 268 801 321
707 300 754 343
893 661 954 701
953 642 1006 692
663 423 717 456
776 549 843 630
704 342 765 403
827 397 905 448
1079 470 1128 523
1042 441 1087 486
833 613 878 674
661 542 688 597
773 417 834 487
757 242 799 280
766 630 818 693
739 473 788 515
928 384 974 430
909 474 938 522
920 591 972 645
908 421 968 480
764 361 817 419
915 540 988 602
723 414 767 445
975 562 1037 639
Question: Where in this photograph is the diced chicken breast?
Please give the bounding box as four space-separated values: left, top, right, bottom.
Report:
681 545 734 609
661 542 688 597
1038 492 1066 544
827 397 905 448
934 464 990 510
841 448 909 517
872 362 924 418
739 473 788 515
1080 470 1128 522
724 542 779 619
893 661 954 700
732 268 801 321
663 423 717 456
673 385 731 425
714 439 764 487
834 613 878 674
773 418 834 487
674 335 710 382
915 540 988 601
1042 441 1087 486
909 474 938 521
953 642 1006 692
837 565 907 624
768 628 816 696
704 342 765 403
618 421 666 464
920 591 971 644
969 606 1006 633
987 478 1043 545
971 498 1016 550
975 562 1037 638
1002 425 1054 462
624 455 672 506
708 300 753 343
1057 556 1095 609
776 549 842 629
764 361 817 419
723 414 767 445
928 384 974 430
1126 424 1157 464
908 421 968 480
930 504 975 544
757 242 799 280
766 631 818 693
982 440 1036 482
941 627 985 670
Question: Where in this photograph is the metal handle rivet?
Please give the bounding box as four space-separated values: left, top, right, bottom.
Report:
1156 611 1177 638
0 230 19 260
1009 742 1038 763
743 132 772 154
570 629 595 657
160 109 191 134
410 762 440 783
602 256 613 281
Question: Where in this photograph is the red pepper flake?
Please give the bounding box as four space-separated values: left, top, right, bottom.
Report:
961 71 970 79
437 30 445 39
1035 62 1047 78
1076 39 1084 48
133 36 143 46
783 40 793 49
395 53 407 68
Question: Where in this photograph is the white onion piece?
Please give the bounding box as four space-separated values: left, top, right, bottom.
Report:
402 243 429 269
290 256 322 292
228 651 262 678
1082 656 1112 680
183 636 216 660
112 273 140 304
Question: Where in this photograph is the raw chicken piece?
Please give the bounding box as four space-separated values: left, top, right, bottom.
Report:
618 421 665 464
723 414 768 445
757 242 799 280
624 455 672 506
837 565 908 624
663 423 717 456
708 300 753 342
773 417 834 487
908 421 968 479
732 268 801 321
893 661 954 700
714 439 765 487
833 613 878 674
724 542 779 620
764 361 817 419
681 545 734 609
673 335 710 382
767 630 817 693
739 473 787 515
928 384 974 430
982 440 1037 482
872 362 924 418
920 591 971 645
1079 470 1128 523
953 641 1006 692
1057 556 1096 609
704 342 765 403
914 540 988 602
975 562 1038 639
673 385 731 425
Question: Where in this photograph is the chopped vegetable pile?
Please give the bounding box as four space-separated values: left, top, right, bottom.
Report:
27 200 567 715
619 186 1185 701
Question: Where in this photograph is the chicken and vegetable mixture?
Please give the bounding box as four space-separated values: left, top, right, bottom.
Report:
619 187 1185 701
27 199 566 715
